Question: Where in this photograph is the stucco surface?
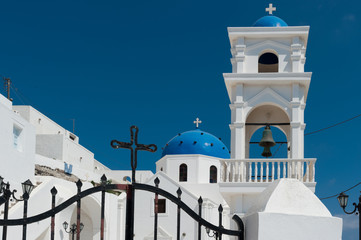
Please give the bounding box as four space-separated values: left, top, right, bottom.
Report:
247 178 331 217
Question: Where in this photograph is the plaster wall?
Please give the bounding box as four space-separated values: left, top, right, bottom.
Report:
226 193 260 214
36 134 97 172
244 212 342 240
156 155 221 184
64 137 94 170
0 94 35 187
36 134 63 160
13 106 68 136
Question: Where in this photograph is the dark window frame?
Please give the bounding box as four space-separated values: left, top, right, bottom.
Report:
210 165 217 183
179 163 188 182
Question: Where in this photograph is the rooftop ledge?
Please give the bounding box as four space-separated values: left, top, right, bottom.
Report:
218 182 317 194
223 72 312 101
227 26 310 47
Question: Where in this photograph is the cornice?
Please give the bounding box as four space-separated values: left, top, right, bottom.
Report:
223 72 312 103
229 123 245 129
229 102 245 109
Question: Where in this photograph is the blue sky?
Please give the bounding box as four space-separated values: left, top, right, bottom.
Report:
0 0 360 239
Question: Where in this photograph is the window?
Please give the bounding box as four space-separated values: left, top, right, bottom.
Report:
258 52 278 73
69 134 76 141
158 199 166 213
179 164 187 182
13 125 23 151
210 166 217 183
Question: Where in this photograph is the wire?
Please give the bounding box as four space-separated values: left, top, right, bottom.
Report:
10 85 26 104
10 83 33 106
320 181 361 200
305 113 361 136
271 143 284 158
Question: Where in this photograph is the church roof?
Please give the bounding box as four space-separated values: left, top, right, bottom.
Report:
253 15 288 27
161 129 230 159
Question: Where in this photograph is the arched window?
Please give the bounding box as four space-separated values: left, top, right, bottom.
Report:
258 52 278 73
210 166 217 183
179 164 188 182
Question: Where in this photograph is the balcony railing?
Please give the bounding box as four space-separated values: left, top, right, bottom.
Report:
219 158 316 183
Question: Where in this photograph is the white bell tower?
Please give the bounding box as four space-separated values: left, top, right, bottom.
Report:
224 7 311 161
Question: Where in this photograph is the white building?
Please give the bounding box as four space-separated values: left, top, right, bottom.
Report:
0 5 343 240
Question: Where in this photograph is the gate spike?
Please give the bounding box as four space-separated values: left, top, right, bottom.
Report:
154 177 160 186
76 179 83 188
176 187 182 198
218 204 223 212
50 187 57 196
198 196 203 204
101 174 107 185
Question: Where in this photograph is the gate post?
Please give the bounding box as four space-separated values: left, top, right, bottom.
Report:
125 185 134 240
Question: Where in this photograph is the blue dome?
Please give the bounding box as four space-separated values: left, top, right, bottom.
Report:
162 129 230 159
253 16 288 27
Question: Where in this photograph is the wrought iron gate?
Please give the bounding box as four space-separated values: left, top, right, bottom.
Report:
0 126 244 239
0 175 244 240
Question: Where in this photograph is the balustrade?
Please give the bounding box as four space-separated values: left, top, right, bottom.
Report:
219 159 316 183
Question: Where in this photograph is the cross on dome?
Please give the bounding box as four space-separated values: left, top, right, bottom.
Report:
266 3 276 15
193 118 202 128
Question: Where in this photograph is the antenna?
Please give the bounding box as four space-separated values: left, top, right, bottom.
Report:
70 119 75 133
3 77 12 101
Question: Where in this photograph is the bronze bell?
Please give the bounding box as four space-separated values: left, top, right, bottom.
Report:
259 125 276 158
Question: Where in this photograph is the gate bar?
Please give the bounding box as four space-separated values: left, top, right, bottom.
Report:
153 178 160 240
176 188 182 240
2 183 10 240
218 205 223 240
76 180 82 240
50 187 57 240
100 175 107 240
198 197 203 240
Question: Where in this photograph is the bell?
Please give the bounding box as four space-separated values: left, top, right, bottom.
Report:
259 125 276 158
261 146 272 158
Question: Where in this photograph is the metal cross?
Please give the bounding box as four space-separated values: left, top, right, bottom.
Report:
266 3 276 15
193 118 202 128
111 126 157 183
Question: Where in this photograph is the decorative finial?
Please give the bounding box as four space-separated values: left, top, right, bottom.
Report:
266 3 276 15
193 118 202 129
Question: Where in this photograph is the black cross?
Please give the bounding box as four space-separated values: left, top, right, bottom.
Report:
111 125 157 183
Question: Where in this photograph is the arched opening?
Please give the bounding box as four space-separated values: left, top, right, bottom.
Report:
258 52 278 72
179 164 187 182
249 126 288 159
209 166 217 183
246 104 290 158
69 208 94 239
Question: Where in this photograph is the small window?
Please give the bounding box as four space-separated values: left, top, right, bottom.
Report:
158 199 166 213
210 166 217 183
258 52 278 73
69 134 76 141
179 164 187 182
13 125 23 152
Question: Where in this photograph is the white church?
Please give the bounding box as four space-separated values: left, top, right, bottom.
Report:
0 4 343 240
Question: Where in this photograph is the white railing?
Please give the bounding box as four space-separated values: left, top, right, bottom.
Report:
219 158 316 183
